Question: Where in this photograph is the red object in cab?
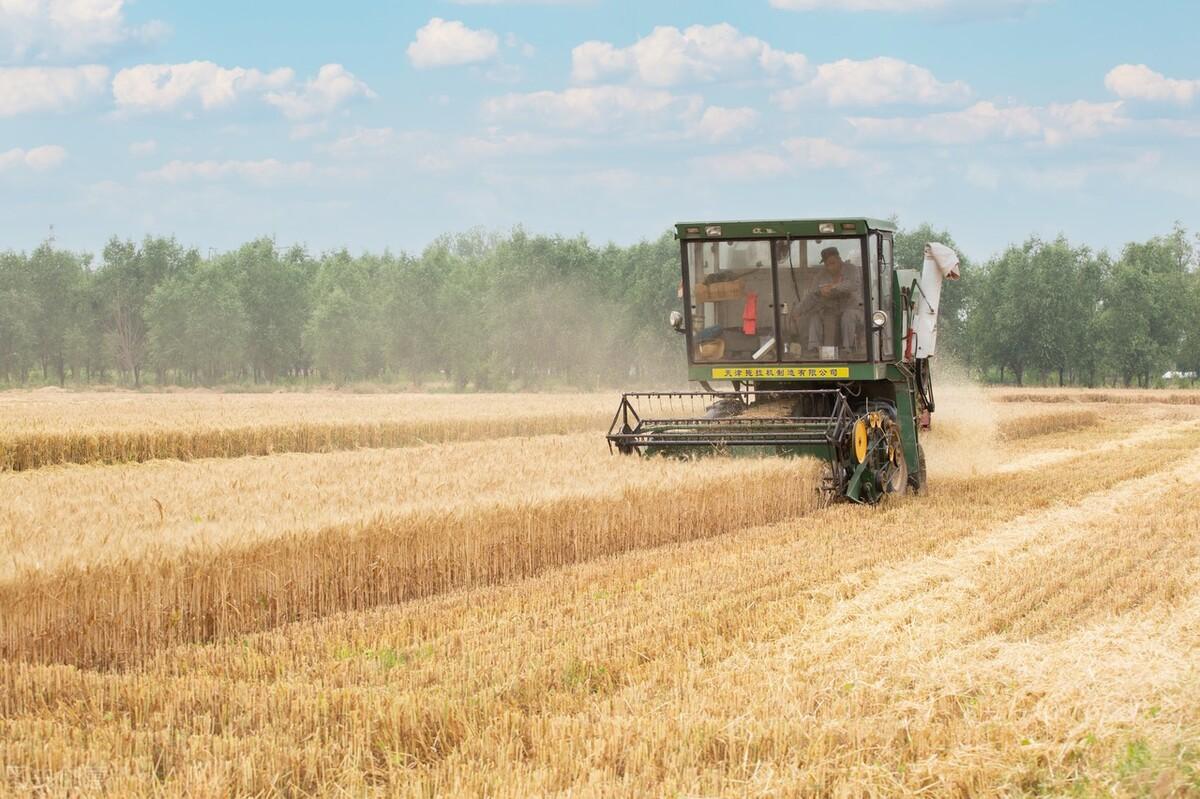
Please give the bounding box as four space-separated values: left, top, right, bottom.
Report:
743 292 758 335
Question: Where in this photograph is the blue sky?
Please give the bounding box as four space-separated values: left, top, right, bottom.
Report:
2 0 1198 261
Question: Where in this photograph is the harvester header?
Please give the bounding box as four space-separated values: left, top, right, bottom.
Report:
607 217 959 504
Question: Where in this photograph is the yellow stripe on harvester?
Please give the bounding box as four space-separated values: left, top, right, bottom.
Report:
711 366 850 379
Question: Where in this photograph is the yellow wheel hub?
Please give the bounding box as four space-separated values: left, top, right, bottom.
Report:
853 418 869 463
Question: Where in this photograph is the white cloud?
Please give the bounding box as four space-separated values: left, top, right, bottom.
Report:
264 64 374 119
484 85 702 131
571 24 807 86
323 126 405 158
504 32 536 58
407 18 499 69
769 0 1040 13
701 149 789 179
323 126 580 170
849 100 1128 146
113 61 294 112
140 159 314 185
1042 100 1127 145
1105 64 1199 105
449 0 591 4
775 57 971 107
781 136 860 167
699 137 862 180
571 41 627 82
455 130 579 158
695 106 759 142
128 139 156 156
0 144 67 171
0 65 108 116
112 62 369 120
0 0 167 60
849 102 1038 143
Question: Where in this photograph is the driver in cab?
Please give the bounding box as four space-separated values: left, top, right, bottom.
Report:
805 246 862 358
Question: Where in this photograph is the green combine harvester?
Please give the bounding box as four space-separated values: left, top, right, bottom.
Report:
607 218 960 504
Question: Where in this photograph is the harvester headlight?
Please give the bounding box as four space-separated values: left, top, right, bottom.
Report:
871 310 888 329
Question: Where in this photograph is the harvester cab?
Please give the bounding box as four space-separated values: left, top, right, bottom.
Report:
607 218 960 504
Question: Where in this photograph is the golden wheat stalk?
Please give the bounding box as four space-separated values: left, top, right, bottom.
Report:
0 413 608 471
0 461 817 667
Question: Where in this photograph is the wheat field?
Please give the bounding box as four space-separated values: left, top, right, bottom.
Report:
2 387 1199 797
0 390 613 471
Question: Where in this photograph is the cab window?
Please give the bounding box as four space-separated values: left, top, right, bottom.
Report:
686 240 777 363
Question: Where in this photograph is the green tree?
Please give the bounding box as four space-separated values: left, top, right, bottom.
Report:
0 251 38 383
27 242 89 385
306 251 382 383
1100 227 1192 386
1023 237 1102 386
145 258 249 384
968 245 1035 384
98 236 198 386
381 251 445 386
228 239 312 382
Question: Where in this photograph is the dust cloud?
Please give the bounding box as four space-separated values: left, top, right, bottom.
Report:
921 358 1002 480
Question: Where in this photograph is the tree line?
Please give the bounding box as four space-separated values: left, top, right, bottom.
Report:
0 230 681 389
0 223 1196 389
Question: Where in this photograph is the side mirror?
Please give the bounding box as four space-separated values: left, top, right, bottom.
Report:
669 310 685 333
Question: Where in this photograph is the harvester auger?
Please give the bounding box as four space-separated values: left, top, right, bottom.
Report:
607 219 959 504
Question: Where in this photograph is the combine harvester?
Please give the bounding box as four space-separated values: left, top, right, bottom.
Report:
607 218 959 504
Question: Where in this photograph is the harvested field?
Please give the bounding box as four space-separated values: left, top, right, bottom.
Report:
996 408 1101 440
2 388 1199 796
997 387 1200 406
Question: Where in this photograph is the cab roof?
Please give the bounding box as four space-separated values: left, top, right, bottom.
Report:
675 218 896 239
